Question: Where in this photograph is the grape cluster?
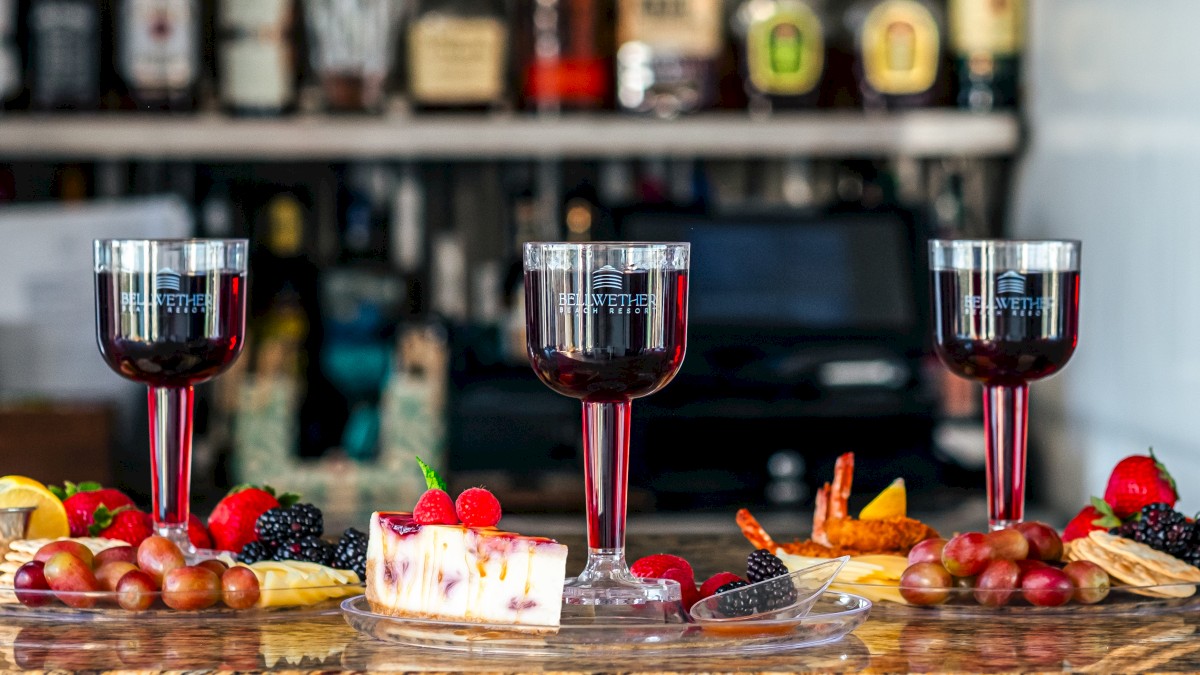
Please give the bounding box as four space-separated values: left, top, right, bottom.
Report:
1112 502 1200 567
242 504 368 578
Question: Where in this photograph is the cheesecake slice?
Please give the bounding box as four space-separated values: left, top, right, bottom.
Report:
365 512 568 628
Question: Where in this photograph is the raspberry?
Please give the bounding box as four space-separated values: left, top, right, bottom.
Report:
413 489 458 525
699 571 744 599
630 554 693 580
455 487 502 527
662 566 701 610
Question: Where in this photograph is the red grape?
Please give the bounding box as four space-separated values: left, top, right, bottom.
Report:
907 538 947 565
899 562 953 606
42 553 100 609
1021 566 1073 607
13 561 52 607
974 559 1021 607
95 561 139 593
137 536 185 584
94 546 137 567
942 532 993 577
220 566 260 610
34 541 93 567
1063 560 1110 605
986 528 1030 561
162 566 221 611
116 570 158 611
1014 522 1063 562
197 559 228 577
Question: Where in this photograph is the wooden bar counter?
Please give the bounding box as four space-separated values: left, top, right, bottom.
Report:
1 533 1198 673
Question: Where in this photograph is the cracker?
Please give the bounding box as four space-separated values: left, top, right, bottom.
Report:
1088 531 1200 583
1071 537 1159 587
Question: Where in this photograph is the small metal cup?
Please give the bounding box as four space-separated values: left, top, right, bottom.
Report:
0 506 35 548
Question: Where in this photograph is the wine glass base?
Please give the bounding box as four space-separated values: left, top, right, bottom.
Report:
562 575 682 606
155 523 224 564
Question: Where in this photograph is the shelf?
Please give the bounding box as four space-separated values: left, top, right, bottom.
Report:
0 110 1021 161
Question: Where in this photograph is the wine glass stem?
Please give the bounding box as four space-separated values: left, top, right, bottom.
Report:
582 400 630 554
148 386 194 551
982 383 1029 530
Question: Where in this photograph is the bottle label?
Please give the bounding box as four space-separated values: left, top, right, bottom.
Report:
747 1 824 96
408 16 507 105
121 0 199 90
526 57 608 103
618 0 723 58
218 0 294 108
861 0 940 95
949 0 1022 56
30 1 99 104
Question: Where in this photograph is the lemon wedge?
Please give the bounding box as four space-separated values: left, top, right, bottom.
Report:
0 475 69 539
858 477 906 520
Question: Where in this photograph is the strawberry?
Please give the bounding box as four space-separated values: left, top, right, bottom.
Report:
1103 449 1178 518
1063 498 1121 542
49 482 136 537
188 514 213 550
207 485 298 553
90 507 153 546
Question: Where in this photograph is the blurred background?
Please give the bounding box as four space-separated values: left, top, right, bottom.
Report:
0 0 1188 535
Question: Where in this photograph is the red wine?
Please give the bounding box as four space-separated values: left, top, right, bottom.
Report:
525 268 688 403
932 269 1080 386
95 270 247 388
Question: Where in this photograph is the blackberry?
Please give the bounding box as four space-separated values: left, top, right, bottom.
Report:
1122 503 1192 558
275 535 332 566
237 540 275 565
256 503 324 545
332 528 368 579
714 580 755 617
746 549 789 583
756 575 799 612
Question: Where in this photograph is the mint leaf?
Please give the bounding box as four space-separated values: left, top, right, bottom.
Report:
416 456 447 492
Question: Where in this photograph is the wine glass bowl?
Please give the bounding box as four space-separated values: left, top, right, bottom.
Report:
929 239 1080 530
94 239 248 556
524 242 689 607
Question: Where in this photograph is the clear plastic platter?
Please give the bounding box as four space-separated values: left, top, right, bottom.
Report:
0 583 362 621
835 581 1200 616
341 591 871 656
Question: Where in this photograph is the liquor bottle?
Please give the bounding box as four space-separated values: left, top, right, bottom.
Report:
322 164 408 461
732 0 828 113
26 0 102 110
0 0 19 108
518 0 614 113
616 0 724 117
217 0 298 116
948 0 1021 111
407 0 511 112
117 0 201 111
846 0 950 110
303 0 403 113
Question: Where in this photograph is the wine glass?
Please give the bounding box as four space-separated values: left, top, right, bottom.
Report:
524 242 689 605
929 239 1081 530
94 239 249 556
